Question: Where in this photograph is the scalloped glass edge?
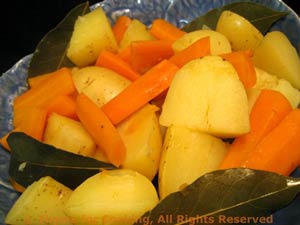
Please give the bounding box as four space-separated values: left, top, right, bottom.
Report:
1 0 300 224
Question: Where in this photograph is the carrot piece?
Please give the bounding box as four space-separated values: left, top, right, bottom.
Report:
102 59 179 124
46 95 78 119
14 68 76 110
76 93 126 167
118 45 132 63
241 109 300 176
113 15 132 44
219 89 292 169
28 72 53 88
150 18 186 42
1 107 47 151
220 50 256 88
169 36 211 67
95 50 140 81
130 40 174 74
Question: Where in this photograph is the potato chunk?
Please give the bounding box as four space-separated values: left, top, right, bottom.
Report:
253 31 300 89
65 169 159 225
5 176 72 225
159 126 227 199
67 8 118 66
160 56 250 138
216 10 263 51
44 113 96 157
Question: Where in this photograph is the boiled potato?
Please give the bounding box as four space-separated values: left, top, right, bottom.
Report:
172 30 232 55
117 104 162 180
159 126 227 199
72 66 131 107
251 67 300 108
253 31 300 89
65 169 159 225
216 10 263 51
5 176 72 225
119 19 155 51
67 8 118 67
160 56 250 138
44 113 96 157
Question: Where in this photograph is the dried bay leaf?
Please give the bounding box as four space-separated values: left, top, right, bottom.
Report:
7 132 115 189
27 2 90 77
135 168 300 225
182 2 288 34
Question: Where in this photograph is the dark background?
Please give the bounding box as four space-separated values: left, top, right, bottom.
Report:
0 0 299 74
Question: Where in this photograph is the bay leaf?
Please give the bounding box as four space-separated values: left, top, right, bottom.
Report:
134 168 300 225
182 2 288 34
7 132 115 189
27 2 90 78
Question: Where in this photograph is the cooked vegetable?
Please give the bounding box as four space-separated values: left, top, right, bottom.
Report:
241 109 300 175
72 66 131 107
149 18 186 42
251 67 300 108
65 169 159 225
220 89 292 169
159 126 227 199
95 50 140 81
76 93 126 167
169 36 211 67
220 50 257 88
130 40 174 74
102 60 179 124
119 19 155 51
117 104 162 180
160 56 250 137
46 95 78 120
112 15 132 44
216 10 263 51
28 72 52 88
43 113 96 157
14 67 76 111
5 176 72 225
67 7 118 66
172 30 232 55
253 31 300 89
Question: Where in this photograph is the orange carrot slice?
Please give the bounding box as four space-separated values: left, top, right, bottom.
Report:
220 50 256 88
76 93 126 167
169 36 211 67
241 109 300 176
95 50 140 81
219 89 292 169
102 60 179 124
113 16 132 44
46 95 78 119
150 18 186 42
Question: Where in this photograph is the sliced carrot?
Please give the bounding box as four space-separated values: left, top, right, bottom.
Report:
219 89 292 169
150 18 186 42
169 36 211 67
76 93 126 167
102 59 179 124
1 107 47 151
113 15 132 44
28 72 53 88
95 50 140 81
241 109 300 176
118 45 132 63
14 68 76 111
220 50 256 88
130 40 174 74
46 95 78 119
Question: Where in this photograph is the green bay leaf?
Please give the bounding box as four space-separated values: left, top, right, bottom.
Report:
182 2 288 34
27 2 90 78
134 168 300 225
7 132 115 189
